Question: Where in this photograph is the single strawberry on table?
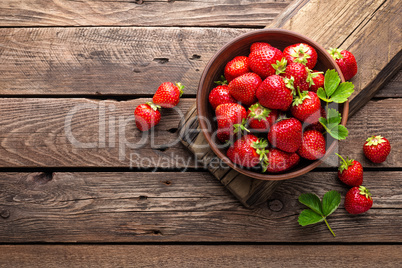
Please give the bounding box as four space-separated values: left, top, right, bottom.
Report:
290 88 321 124
344 186 373 214
363 135 391 163
247 102 278 132
228 72 261 106
268 117 302 153
266 148 300 173
256 74 293 111
134 102 161 132
328 48 358 81
208 84 236 110
249 45 283 79
297 130 326 160
227 134 268 170
335 153 363 187
215 103 248 143
283 43 317 69
153 82 184 108
224 56 250 82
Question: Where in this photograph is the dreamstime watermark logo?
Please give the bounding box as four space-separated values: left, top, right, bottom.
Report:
64 101 340 171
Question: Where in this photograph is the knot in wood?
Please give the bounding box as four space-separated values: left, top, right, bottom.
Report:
0 209 10 219
268 199 283 212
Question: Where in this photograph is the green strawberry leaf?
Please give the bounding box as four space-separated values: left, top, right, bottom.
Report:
317 87 330 102
327 124 348 140
327 108 342 125
299 193 323 216
324 69 341 97
330 82 354 103
298 209 324 226
322 190 341 217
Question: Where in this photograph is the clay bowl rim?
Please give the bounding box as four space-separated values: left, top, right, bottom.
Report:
197 28 349 181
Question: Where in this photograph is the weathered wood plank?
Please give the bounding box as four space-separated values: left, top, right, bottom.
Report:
0 171 401 242
0 97 400 168
375 70 402 98
0 27 252 96
1 245 401 268
0 0 291 27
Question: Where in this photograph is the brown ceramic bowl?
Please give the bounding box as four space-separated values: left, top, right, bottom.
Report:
197 29 349 181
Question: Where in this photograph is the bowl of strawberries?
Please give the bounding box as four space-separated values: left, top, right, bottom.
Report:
197 29 351 180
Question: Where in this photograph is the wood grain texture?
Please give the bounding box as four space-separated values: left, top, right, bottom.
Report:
0 97 400 168
0 27 252 96
0 0 291 27
1 245 401 268
0 171 401 243
268 0 402 102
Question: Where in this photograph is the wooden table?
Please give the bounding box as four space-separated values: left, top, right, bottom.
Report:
0 0 401 267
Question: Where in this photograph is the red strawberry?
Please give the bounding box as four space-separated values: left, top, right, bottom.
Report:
283 62 310 92
283 43 317 69
268 117 302 153
363 135 391 163
134 102 161 132
336 153 363 187
249 46 283 79
227 135 268 169
309 70 324 93
291 90 321 124
250 42 271 53
153 82 184 108
266 148 300 173
256 75 293 111
304 107 326 132
228 72 261 106
224 56 250 82
328 48 358 81
297 130 326 160
209 84 236 110
215 103 247 143
247 102 278 132
344 186 373 214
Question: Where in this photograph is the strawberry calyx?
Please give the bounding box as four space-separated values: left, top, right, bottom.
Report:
248 102 272 122
365 135 386 146
233 118 250 134
283 76 295 95
272 58 287 75
335 153 354 173
214 75 228 86
175 82 185 97
290 44 311 65
292 86 311 106
146 102 161 111
328 47 344 60
358 185 372 200
306 68 322 87
251 138 269 172
274 113 289 124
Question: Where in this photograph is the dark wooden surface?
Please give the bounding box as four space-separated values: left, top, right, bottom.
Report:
0 0 401 266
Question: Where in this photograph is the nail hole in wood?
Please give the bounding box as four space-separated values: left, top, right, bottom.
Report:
268 199 283 212
33 172 54 185
153 58 169 64
189 54 201 61
0 210 10 219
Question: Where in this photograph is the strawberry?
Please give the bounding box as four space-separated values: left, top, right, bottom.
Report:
283 43 317 69
308 70 324 93
304 107 326 132
283 62 310 92
247 102 278 132
215 103 247 143
328 48 358 81
249 46 283 79
209 84 236 110
297 130 326 160
266 148 300 173
335 153 363 187
228 72 261 106
250 42 271 53
268 117 302 153
227 134 268 169
363 135 391 163
153 82 184 108
291 89 321 124
344 186 373 214
256 75 293 111
134 102 161 132
224 56 250 82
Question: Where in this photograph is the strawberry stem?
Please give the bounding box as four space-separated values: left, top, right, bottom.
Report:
324 218 336 237
335 153 346 165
